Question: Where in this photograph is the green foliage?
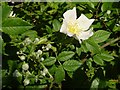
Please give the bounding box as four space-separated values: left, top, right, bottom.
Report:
42 57 56 66
63 60 81 71
91 30 111 43
57 51 75 61
2 2 120 90
55 66 65 84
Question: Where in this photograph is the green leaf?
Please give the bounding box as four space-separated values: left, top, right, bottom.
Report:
76 47 81 56
93 54 104 65
52 19 61 32
90 78 100 89
2 18 32 35
63 60 81 71
91 30 111 43
2 4 12 22
42 57 56 66
49 65 57 75
55 66 65 84
21 30 38 40
101 2 113 12
57 51 75 61
67 71 74 78
101 53 114 62
85 38 101 54
8 60 17 74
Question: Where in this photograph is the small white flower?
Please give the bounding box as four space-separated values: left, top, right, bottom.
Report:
60 7 95 43
13 70 22 77
23 79 30 86
19 56 26 61
22 63 29 71
107 10 111 15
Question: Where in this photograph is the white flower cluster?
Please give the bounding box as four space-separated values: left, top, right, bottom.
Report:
23 38 32 45
42 44 52 51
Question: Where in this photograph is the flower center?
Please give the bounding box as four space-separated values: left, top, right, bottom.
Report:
67 21 81 35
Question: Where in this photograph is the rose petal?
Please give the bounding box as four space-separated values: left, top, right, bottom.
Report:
63 7 77 22
77 14 94 30
60 19 67 34
76 28 93 40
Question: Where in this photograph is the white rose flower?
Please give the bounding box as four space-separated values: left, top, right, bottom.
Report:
23 79 30 86
60 7 95 43
22 63 29 71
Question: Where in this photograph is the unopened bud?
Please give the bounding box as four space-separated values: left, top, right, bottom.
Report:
22 63 29 71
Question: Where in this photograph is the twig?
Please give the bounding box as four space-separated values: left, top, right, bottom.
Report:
101 37 120 48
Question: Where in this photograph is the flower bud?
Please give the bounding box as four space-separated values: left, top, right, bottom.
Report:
19 56 26 61
23 79 30 86
34 38 39 44
40 57 44 61
13 70 22 77
46 44 52 49
22 63 29 71
41 68 48 76
37 50 42 55
24 38 32 45
107 10 111 15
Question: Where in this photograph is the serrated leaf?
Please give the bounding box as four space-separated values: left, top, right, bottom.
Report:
2 4 12 22
101 53 114 62
21 30 38 40
85 38 100 54
55 66 65 84
90 78 100 89
52 19 61 32
57 51 75 61
91 30 111 43
2 18 32 35
42 57 56 66
93 54 104 65
63 60 81 71
101 2 113 12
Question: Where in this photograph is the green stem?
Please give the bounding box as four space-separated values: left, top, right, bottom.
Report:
40 62 53 79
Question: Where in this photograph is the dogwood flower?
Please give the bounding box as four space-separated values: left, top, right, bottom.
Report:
60 7 95 43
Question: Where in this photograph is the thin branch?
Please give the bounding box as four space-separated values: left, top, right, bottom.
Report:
101 37 120 49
